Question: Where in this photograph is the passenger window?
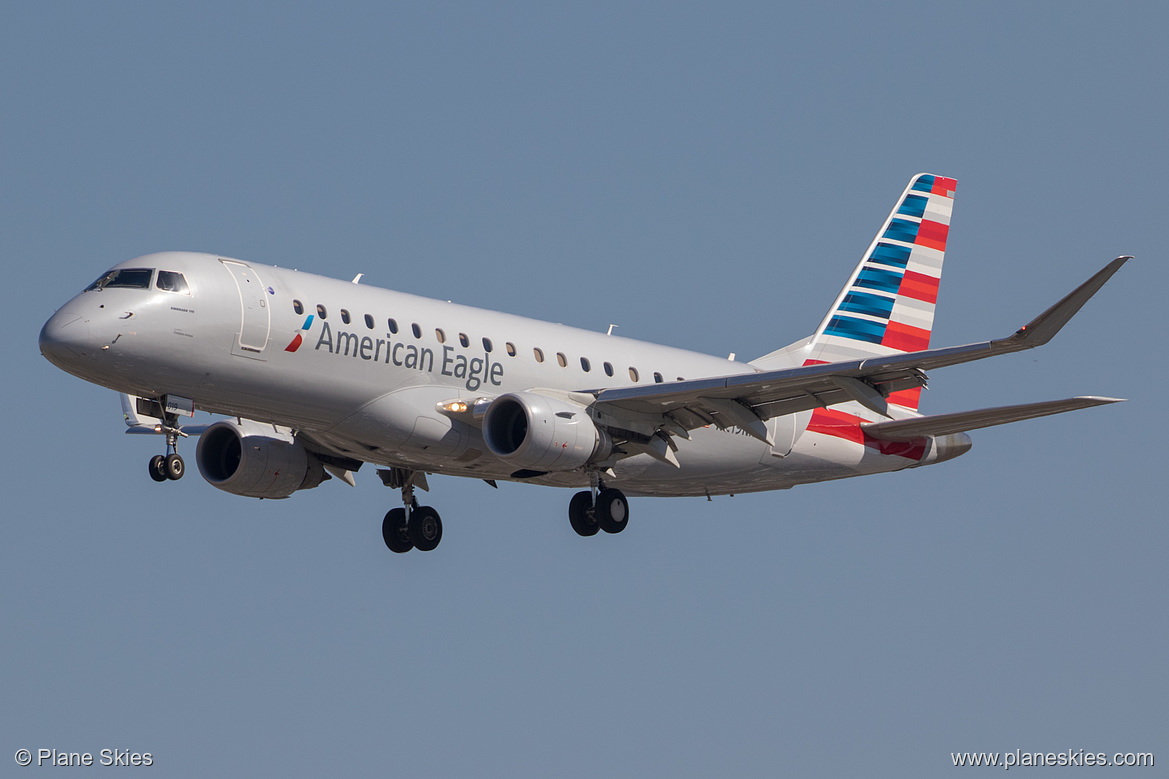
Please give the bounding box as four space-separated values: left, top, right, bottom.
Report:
604 362 614 377
506 342 516 357
557 353 567 368
580 357 591 372
459 333 470 347
364 314 374 329
388 318 399 334
317 304 328 320
341 309 351 324
533 348 544 363
86 268 153 291
653 372 664 383
293 300 304 315
156 271 189 294
483 337 493 352
411 323 421 338
629 367 639 382
435 328 446 344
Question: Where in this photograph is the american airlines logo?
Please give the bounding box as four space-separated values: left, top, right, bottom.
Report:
284 315 314 352
289 317 504 391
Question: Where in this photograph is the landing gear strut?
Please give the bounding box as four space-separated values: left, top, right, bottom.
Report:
569 475 629 537
148 414 186 482
378 468 443 554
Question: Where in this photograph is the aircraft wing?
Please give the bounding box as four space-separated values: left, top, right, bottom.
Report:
592 257 1129 438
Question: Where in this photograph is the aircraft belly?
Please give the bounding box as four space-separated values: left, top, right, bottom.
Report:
615 427 776 497
617 419 924 497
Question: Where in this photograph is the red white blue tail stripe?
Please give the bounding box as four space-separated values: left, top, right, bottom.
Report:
804 173 956 410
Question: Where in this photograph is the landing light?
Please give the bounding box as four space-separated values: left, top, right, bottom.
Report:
437 398 492 420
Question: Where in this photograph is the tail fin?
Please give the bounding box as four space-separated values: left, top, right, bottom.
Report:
800 173 956 410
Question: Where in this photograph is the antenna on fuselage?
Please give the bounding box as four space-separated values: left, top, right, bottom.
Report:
607 324 618 336
352 273 364 284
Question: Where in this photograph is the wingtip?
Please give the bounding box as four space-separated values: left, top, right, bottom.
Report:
1008 256 1130 346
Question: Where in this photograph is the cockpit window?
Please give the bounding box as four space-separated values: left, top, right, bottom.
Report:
156 271 190 294
86 268 153 291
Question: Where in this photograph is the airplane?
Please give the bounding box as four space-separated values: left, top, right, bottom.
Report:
39 174 1128 554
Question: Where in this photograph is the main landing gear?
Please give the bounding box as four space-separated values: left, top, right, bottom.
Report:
376 469 629 553
148 420 186 482
379 469 443 554
568 477 629 538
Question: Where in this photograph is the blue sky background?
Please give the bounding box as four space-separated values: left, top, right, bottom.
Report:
3 3 1164 776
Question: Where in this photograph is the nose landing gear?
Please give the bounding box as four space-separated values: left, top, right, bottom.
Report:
148 452 184 481
148 423 187 482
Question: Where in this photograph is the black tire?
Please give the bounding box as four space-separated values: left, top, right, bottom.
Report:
164 453 185 480
596 488 629 534
382 508 413 553
568 490 599 537
149 455 168 482
409 506 443 552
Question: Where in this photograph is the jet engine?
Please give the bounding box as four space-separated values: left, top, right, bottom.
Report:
482 392 611 472
196 420 327 499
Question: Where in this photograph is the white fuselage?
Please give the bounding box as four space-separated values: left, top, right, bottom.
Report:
40 252 949 497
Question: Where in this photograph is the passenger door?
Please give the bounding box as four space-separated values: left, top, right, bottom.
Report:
221 259 271 358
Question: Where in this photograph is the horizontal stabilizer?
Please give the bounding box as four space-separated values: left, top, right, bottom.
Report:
861 396 1123 441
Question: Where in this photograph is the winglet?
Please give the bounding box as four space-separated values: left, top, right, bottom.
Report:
1000 256 1131 348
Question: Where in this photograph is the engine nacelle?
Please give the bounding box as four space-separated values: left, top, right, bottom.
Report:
482 392 611 472
196 420 327 499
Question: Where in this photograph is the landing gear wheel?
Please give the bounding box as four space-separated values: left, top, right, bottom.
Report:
596 488 629 534
409 506 443 552
164 453 185 480
149 455 168 482
569 490 600 537
382 508 413 553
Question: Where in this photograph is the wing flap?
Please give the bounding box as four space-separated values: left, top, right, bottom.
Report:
860 396 1123 441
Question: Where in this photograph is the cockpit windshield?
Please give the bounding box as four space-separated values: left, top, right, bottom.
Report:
156 271 190 294
86 268 153 291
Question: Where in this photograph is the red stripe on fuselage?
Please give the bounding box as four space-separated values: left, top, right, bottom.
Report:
807 408 927 460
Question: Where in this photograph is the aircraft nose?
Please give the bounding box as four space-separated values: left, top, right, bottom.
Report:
39 308 92 369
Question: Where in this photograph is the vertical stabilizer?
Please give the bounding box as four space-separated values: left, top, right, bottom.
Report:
800 173 956 410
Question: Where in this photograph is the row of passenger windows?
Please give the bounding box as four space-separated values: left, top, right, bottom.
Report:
291 299 678 383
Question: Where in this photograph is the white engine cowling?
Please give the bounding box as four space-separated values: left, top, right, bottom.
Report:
482 392 611 472
196 420 327 499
